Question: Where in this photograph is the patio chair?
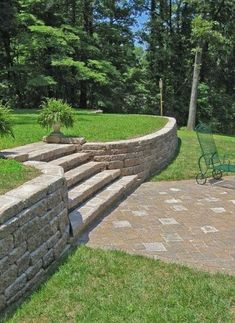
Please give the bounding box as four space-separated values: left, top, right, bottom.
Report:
195 122 235 185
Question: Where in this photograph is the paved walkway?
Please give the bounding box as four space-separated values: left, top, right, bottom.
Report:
80 177 235 275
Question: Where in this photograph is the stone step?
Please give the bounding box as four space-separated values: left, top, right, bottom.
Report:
68 169 121 211
69 175 138 237
65 161 106 189
49 152 90 172
28 144 76 162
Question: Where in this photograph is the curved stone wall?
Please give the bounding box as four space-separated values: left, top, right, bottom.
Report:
0 116 177 314
0 162 70 314
82 117 178 180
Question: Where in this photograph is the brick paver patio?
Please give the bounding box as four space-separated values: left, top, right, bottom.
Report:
80 177 235 275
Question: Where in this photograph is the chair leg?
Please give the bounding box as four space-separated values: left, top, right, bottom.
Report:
212 169 223 180
196 172 207 185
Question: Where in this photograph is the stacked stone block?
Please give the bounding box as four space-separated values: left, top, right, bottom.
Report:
0 116 178 313
0 163 70 312
82 117 177 180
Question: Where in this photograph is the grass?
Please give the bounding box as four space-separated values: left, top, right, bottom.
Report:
0 110 165 193
4 246 235 322
0 110 167 150
152 128 235 181
1 114 235 320
0 159 40 195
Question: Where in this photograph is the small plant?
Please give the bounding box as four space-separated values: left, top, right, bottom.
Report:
38 98 74 133
0 101 14 138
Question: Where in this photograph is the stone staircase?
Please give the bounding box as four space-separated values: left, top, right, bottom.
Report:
47 148 138 238
1 142 138 239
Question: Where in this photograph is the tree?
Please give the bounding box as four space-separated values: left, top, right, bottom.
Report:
0 0 19 104
187 14 227 130
0 102 14 137
0 0 234 134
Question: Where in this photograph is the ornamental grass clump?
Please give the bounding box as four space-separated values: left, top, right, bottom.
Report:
38 98 74 133
0 101 14 138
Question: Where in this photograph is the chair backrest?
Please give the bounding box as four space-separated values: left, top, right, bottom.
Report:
195 123 221 166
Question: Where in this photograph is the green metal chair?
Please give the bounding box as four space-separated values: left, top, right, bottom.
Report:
195 123 235 184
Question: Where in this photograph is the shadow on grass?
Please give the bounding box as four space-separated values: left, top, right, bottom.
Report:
0 152 20 158
1 245 76 322
149 137 182 181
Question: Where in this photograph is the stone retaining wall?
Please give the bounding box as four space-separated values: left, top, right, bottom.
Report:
0 116 177 314
82 117 178 180
0 162 70 313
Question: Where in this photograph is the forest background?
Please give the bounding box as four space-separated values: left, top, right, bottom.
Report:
0 0 234 134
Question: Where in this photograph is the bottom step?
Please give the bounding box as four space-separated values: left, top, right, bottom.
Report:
69 175 138 237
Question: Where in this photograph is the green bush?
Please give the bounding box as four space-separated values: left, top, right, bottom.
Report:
0 101 14 138
38 98 74 131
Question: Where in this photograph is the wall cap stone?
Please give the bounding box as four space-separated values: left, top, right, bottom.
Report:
0 160 69 314
0 162 64 224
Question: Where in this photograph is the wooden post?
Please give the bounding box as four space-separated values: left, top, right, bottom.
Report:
159 78 163 116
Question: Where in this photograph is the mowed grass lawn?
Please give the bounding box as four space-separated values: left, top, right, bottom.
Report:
1 111 234 193
0 159 40 195
1 113 235 321
152 128 235 181
0 110 166 194
0 110 167 150
4 246 235 322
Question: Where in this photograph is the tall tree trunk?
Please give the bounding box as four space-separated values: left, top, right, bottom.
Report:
200 41 208 82
150 0 157 45
169 0 172 33
149 0 157 71
70 0 77 106
79 81 87 108
1 29 24 107
187 47 202 130
71 0 76 25
83 0 93 35
79 0 93 109
1 31 13 70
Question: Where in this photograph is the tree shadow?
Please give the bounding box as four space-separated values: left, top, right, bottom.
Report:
149 137 182 180
72 194 131 247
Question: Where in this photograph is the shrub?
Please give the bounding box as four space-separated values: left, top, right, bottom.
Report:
38 98 74 132
0 101 14 138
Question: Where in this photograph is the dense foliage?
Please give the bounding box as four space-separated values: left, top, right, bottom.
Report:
0 1 234 134
0 102 14 137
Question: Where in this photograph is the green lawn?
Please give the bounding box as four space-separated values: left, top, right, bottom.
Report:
1 115 235 321
0 110 166 194
4 246 235 322
0 110 167 150
0 159 40 195
152 128 235 181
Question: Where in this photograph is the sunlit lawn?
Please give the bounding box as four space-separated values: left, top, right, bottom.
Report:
0 110 166 193
4 246 235 322
0 159 40 195
1 115 235 321
0 110 167 150
152 128 235 181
